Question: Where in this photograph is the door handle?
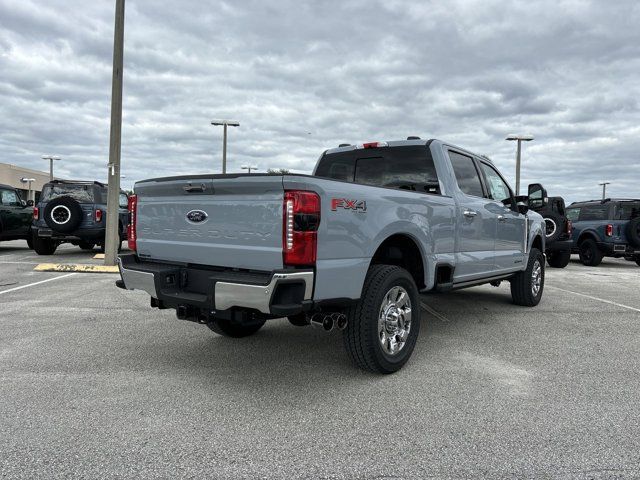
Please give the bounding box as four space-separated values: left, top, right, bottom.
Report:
498 215 506 222
463 209 477 218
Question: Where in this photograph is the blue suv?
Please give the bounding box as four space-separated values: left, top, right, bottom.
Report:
566 199 640 266
31 180 129 255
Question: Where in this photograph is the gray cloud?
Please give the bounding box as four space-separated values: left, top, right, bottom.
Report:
0 0 639 202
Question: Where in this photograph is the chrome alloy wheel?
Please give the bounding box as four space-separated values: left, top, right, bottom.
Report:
51 205 71 225
531 259 542 297
378 286 412 356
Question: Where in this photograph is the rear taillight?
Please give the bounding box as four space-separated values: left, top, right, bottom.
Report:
283 191 320 266
566 219 572 236
95 209 103 222
127 194 138 251
33 207 39 220
605 224 613 237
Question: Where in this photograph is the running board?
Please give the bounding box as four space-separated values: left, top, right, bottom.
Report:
450 274 515 290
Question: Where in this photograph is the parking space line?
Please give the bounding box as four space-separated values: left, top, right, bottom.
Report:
0 273 77 295
420 301 449 322
547 285 640 313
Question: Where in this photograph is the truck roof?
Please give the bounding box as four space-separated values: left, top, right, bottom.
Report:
323 138 495 164
45 179 108 187
570 198 640 205
0 183 16 190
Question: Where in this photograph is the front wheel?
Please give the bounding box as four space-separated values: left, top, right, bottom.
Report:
510 248 545 306
547 249 571 268
206 318 266 338
343 265 420 374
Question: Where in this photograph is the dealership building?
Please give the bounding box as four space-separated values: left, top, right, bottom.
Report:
0 162 51 202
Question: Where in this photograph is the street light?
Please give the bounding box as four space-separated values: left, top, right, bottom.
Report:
211 119 239 174
20 178 36 202
599 182 611 200
241 165 258 174
41 155 61 181
505 134 534 195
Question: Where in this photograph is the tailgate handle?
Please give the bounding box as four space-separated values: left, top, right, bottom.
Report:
183 183 207 193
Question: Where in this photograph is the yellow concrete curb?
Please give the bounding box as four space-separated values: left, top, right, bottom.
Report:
93 253 105 259
34 263 119 273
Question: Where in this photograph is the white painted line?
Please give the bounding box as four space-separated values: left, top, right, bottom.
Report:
420 301 449 322
0 273 77 296
0 261 40 265
547 285 640 313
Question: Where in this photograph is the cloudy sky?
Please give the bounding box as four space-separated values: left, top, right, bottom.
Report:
1 0 639 202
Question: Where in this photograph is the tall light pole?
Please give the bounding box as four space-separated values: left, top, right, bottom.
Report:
241 165 258 174
505 134 534 195
211 119 239 174
599 182 610 200
20 178 35 202
41 155 60 181
104 0 125 267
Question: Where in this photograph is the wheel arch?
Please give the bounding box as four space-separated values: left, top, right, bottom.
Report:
368 233 427 291
577 230 599 245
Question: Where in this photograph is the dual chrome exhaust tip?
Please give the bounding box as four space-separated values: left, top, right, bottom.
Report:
310 312 347 332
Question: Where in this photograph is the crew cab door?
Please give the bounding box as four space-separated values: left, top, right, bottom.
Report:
477 161 526 271
447 150 497 280
0 188 30 237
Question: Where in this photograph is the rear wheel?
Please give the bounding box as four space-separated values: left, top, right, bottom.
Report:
578 239 603 266
547 250 571 268
510 248 545 306
78 241 95 251
343 265 420 374
32 236 57 255
26 235 33 250
636 257 640 267
206 318 266 338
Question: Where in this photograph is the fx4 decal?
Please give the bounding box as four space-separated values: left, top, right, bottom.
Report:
331 198 367 212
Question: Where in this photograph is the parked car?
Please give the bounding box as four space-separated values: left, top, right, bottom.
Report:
0 183 34 247
116 138 547 373
31 180 129 255
528 195 573 268
566 198 640 266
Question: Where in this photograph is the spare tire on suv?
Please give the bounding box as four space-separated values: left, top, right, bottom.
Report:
43 196 84 233
626 217 640 247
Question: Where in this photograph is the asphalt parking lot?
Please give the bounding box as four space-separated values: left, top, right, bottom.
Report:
1 240 639 479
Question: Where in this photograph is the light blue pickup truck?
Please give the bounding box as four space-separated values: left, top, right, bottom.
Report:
117 138 547 373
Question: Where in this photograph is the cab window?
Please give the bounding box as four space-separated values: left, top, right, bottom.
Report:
119 193 129 208
566 207 580 222
0 189 19 206
478 162 512 203
448 151 484 197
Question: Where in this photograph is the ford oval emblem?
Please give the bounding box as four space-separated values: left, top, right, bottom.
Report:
186 209 208 223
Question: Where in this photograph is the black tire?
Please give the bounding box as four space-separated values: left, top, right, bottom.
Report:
343 265 420 374
32 236 58 255
510 248 545 306
206 318 266 338
43 196 83 233
547 249 571 268
578 238 603 266
635 257 640 267
78 241 95 251
542 213 563 242
287 313 309 326
26 235 33 250
626 218 640 247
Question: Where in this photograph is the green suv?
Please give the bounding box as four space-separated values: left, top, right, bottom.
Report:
0 183 34 247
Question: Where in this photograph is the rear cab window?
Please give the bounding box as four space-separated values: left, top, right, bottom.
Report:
41 184 96 203
315 146 441 195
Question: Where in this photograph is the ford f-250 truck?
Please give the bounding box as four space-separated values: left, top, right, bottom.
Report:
116 138 547 373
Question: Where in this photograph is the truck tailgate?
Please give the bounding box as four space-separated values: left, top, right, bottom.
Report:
134 175 285 270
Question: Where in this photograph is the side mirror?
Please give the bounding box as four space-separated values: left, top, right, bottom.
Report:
528 183 547 209
26 200 34 207
20 200 27 207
